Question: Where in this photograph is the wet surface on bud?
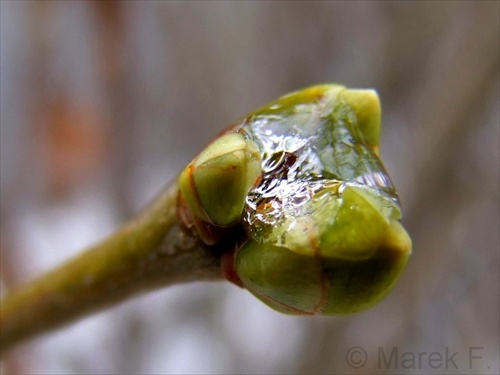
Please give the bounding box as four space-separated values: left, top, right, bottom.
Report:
179 84 412 315
241 86 400 252
234 85 411 314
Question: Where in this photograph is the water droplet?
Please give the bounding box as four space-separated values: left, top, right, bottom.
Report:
240 99 400 244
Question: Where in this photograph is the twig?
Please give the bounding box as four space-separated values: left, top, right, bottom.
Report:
0 183 223 355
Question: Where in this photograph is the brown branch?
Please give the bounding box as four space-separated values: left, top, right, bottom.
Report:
0 183 223 355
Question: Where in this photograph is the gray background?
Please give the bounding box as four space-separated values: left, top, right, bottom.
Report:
1 1 498 374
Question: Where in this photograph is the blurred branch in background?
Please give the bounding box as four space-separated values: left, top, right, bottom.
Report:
0 1 498 374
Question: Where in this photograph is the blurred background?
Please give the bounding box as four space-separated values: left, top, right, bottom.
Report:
0 1 498 374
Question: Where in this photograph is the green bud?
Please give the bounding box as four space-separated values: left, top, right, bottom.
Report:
179 84 411 315
236 219 411 315
179 132 261 227
231 84 412 315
